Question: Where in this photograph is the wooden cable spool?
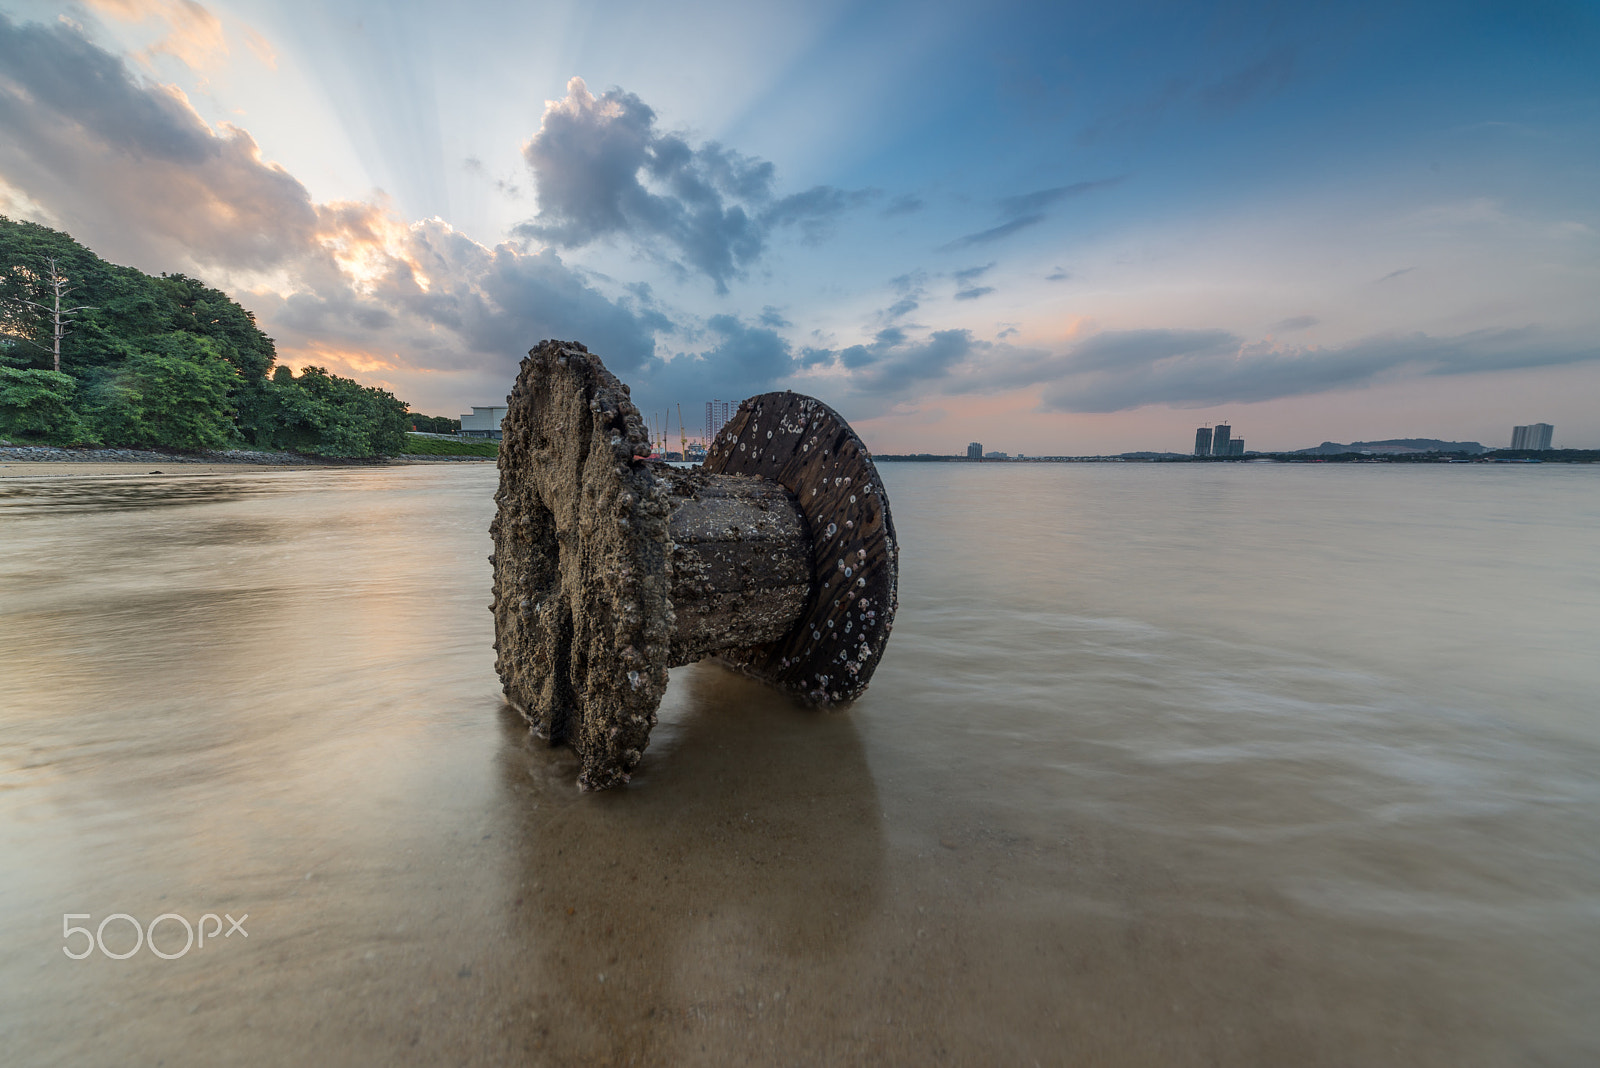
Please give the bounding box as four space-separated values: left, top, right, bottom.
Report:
490 340 899 789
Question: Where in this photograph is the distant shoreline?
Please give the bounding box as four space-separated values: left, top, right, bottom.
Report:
873 451 1599 464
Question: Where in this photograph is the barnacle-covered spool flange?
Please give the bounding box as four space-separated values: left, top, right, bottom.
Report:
491 340 898 790
700 391 899 704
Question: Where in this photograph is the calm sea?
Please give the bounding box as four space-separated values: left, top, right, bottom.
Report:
2 461 1597 1065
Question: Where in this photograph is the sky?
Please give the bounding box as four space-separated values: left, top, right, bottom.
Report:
0 0 1595 453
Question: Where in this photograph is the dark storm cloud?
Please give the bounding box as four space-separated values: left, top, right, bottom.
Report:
0 13 318 270
519 77 872 294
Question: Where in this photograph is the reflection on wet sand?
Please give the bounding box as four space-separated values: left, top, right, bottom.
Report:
486 663 885 1062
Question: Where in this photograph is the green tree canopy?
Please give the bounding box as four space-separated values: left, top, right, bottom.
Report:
0 367 87 445
1 216 411 456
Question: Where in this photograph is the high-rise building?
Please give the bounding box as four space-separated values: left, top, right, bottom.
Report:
1229 438 1244 456
1211 424 1232 456
1194 427 1213 456
967 442 983 459
705 399 734 443
1511 423 1554 450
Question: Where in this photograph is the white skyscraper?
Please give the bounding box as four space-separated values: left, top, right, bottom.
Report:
705 399 734 443
1510 423 1554 450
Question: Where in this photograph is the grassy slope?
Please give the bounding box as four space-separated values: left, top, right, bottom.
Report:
402 435 498 457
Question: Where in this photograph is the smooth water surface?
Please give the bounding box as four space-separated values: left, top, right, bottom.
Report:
2 462 1597 1064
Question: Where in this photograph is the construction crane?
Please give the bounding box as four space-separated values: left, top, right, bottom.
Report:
678 403 688 460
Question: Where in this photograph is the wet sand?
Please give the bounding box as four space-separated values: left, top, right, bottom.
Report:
2 463 1598 1065
0 461 311 478
0 458 491 478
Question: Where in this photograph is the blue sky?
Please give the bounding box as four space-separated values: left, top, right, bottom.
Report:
1 0 1595 451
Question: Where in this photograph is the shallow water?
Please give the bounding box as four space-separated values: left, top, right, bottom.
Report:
2 462 1597 1065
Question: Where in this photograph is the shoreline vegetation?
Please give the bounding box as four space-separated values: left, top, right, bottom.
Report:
1 218 462 459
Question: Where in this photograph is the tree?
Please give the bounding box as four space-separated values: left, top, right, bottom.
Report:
1 217 413 455
0 366 89 444
9 256 95 372
409 413 461 434
257 365 410 457
84 334 240 450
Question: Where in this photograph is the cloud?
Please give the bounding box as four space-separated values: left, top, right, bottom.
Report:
878 270 927 321
0 15 317 270
996 176 1127 218
945 175 1125 250
1376 266 1415 282
518 77 870 293
1198 48 1295 111
942 213 1045 250
1034 326 1600 413
811 322 1600 417
241 25 275 70
1045 267 1070 281
830 327 984 397
881 192 924 217
86 0 230 71
1079 48 1294 146
464 155 521 198
952 263 995 298
619 311 820 416
1271 314 1319 332
0 16 670 408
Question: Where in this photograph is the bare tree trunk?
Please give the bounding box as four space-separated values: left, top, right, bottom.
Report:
50 257 61 373
15 256 92 373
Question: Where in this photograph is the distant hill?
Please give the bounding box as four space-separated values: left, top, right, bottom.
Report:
1293 438 1487 456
